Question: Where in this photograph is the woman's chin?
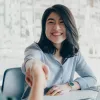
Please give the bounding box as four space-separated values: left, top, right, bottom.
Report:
51 40 65 44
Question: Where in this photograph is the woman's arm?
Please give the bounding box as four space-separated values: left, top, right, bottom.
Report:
75 52 97 90
46 52 96 96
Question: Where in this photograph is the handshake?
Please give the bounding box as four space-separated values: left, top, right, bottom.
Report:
25 59 49 88
25 59 73 99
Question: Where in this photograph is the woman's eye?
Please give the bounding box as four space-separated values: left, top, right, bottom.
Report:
60 21 64 23
48 21 54 23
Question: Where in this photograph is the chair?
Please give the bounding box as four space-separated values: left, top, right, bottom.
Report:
1 67 25 99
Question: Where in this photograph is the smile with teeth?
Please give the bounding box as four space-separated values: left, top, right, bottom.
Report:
52 32 63 36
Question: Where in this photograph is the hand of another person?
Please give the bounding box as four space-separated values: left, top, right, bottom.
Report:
46 83 71 96
25 59 49 88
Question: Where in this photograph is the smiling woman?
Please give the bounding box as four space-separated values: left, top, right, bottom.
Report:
21 4 97 100
45 12 66 45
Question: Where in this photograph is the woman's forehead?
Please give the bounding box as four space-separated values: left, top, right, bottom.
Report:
47 12 62 20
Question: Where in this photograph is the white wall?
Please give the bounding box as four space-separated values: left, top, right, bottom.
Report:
0 0 100 85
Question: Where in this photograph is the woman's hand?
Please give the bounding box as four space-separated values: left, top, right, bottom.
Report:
46 83 71 96
25 66 33 87
25 59 49 88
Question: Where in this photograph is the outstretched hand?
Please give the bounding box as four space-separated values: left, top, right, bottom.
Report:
25 60 49 88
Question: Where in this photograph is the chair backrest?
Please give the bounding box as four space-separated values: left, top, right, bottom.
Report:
1 68 25 99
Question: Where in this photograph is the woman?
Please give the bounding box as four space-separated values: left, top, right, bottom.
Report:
21 4 97 100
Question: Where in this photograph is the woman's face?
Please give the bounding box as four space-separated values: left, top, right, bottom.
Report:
45 12 66 45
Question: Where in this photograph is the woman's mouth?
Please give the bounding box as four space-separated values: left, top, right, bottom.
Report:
51 32 63 36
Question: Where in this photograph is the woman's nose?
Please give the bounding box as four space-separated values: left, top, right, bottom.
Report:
53 24 61 30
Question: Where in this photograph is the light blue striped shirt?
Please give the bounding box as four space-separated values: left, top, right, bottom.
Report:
21 42 97 99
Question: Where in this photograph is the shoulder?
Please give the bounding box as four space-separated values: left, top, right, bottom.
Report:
75 51 84 61
68 51 83 63
25 42 42 52
68 51 82 59
74 51 88 67
24 42 44 57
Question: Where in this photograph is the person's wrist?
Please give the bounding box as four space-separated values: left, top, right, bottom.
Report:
65 83 72 91
34 75 44 80
68 82 74 91
34 74 46 81
34 76 46 88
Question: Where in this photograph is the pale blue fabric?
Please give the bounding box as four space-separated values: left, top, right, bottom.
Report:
21 42 97 99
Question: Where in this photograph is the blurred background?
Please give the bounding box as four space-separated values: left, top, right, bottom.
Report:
0 0 100 86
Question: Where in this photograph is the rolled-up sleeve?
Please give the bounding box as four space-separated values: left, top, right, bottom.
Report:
21 43 43 74
74 52 97 90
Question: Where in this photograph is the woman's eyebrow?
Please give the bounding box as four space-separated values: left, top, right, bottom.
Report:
47 18 55 21
47 17 63 21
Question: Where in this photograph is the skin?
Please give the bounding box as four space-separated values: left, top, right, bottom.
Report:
25 59 48 88
45 12 66 45
27 60 49 100
25 12 81 99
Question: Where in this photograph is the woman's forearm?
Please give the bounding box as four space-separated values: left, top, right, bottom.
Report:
71 81 80 90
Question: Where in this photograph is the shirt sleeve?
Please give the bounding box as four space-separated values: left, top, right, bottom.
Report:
74 52 97 90
21 42 43 74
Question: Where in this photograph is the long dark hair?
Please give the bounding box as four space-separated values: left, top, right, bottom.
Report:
38 4 79 58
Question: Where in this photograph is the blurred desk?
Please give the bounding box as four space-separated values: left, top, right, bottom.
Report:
0 90 99 100
44 90 98 100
